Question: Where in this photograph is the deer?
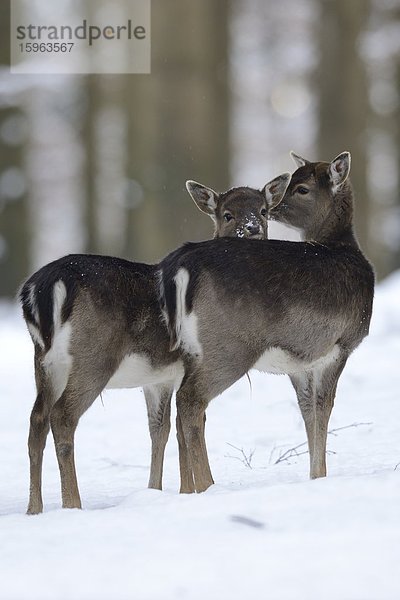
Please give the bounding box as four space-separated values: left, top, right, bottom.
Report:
20 174 290 514
159 152 375 494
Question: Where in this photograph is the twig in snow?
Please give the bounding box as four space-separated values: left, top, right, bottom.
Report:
327 422 372 436
225 443 255 469
272 440 309 465
272 421 372 465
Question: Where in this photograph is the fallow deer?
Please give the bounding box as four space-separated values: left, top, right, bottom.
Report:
159 152 374 493
20 175 289 513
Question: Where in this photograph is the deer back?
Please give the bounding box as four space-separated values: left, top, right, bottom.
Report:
159 237 374 368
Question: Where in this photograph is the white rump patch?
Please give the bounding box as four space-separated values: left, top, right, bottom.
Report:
27 283 39 325
106 354 184 390
27 322 44 349
52 280 67 328
173 268 202 356
253 344 340 375
42 280 72 401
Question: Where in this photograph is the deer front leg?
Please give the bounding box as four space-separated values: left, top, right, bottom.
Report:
311 356 348 478
292 356 347 480
290 372 316 476
311 388 333 479
291 370 331 479
144 384 172 490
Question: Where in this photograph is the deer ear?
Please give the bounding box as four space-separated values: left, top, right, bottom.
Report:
290 151 310 168
264 173 291 209
186 180 218 216
329 152 351 190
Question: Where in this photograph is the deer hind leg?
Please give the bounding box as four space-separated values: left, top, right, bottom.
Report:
27 392 52 515
144 384 173 490
50 399 81 510
27 347 58 515
175 349 254 493
176 374 214 494
176 411 195 493
50 368 113 510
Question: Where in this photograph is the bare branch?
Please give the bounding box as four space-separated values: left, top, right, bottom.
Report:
273 421 372 465
225 443 255 469
273 441 308 465
327 422 372 437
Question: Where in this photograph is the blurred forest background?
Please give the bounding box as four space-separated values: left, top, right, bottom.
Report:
0 0 400 298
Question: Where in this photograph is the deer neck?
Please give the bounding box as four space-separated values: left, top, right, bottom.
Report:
304 221 358 248
304 185 359 248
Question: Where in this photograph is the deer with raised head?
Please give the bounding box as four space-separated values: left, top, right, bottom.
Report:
20 175 288 513
159 152 374 493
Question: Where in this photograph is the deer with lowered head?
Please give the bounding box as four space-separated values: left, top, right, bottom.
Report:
159 152 375 493
20 175 289 513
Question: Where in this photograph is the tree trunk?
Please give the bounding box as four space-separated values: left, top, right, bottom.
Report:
124 0 230 262
0 0 30 297
317 0 372 260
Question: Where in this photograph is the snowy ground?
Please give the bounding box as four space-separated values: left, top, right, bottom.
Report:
1 273 399 600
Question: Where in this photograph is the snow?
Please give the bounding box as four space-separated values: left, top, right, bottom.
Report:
1 273 400 600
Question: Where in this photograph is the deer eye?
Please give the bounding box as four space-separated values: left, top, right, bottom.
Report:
260 208 267 217
223 212 233 222
296 186 309 195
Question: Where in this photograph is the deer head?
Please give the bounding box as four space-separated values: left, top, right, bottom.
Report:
186 173 291 239
270 152 353 244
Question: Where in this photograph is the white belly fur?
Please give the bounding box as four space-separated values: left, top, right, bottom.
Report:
253 344 340 375
106 354 185 390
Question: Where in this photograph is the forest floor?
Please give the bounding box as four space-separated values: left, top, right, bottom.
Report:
0 272 399 600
